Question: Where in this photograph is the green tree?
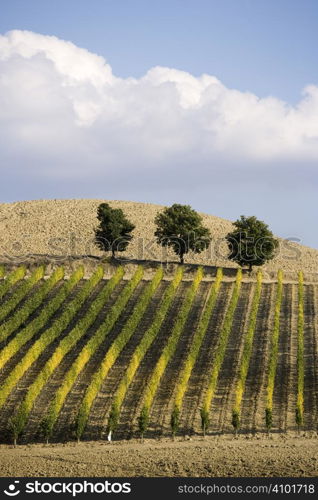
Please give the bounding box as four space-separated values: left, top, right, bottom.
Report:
94 203 135 259
40 415 53 444
231 409 240 437
154 204 211 264
200 408 209 437
170 407 180 440
226 216 278 273
7 415 23 447
138 407 149 442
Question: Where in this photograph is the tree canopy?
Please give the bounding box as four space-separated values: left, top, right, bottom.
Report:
94 203 135 258
154 204 211 264
226 215 278 272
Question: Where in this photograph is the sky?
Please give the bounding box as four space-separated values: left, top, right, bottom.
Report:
0 0 317 248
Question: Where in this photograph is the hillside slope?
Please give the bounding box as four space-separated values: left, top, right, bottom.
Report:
0 199 318 277
0 267 317 444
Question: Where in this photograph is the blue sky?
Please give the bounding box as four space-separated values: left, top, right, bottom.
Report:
1 0 317 103
0 0 317 248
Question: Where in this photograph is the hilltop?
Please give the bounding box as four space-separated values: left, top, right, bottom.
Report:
0 199 318 279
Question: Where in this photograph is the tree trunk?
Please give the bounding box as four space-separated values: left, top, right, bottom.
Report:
248 263 253 274
180 253 184 264
13 437 17 448
112 247 116 259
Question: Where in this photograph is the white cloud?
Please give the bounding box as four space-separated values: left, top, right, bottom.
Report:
0 29 317 186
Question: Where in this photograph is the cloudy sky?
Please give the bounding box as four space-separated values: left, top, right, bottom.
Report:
0 0 317 248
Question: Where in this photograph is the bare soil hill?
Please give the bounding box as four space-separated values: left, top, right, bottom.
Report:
0 199 317 279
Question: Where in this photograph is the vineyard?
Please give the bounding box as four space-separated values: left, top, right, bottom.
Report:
0 264 317 445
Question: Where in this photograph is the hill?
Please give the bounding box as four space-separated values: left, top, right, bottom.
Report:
0 199 318 279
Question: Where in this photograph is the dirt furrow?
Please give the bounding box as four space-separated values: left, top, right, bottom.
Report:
209 282 253 434
147 282 211 438
115 281 191 440
53 280 149 441
0 281 83 384
285 284 298 431
179 281 233 435
0 279 44 323
0 279 105 436
303 285 317 430
240 283 274 433
85 281 170 441
21 280 128 443
272 284 294 432
0 280 71 348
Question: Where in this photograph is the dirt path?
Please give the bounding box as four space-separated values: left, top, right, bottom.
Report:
0 435 317 477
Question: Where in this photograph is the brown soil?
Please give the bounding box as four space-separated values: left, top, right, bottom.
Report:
0 435 317 477
1 199 318 280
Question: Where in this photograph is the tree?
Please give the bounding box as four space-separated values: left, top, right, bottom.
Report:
138 407 149 443
200 408 209 438
94 203 135 259
265 408 272 435
170 407 180 440
40 416 53 445
231 409 240 437
225 215 278 273
154 204 211 264
7 415 23 447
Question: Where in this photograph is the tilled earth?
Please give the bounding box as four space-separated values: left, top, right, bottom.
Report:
0 435 317 477
1 199 318 279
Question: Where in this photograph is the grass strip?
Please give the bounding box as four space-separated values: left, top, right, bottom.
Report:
0 266 45 323
265 269 283 432
201 268 242 433
0 266 26 301
11 266 124 440
0 267 82 370
296 271 304 431
137 267 203 439
75 267 163 440
170 269 223 436
231 270 263 433
0 267 65 342
0 266 104 411
107 267 184 435
40 267 147 440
